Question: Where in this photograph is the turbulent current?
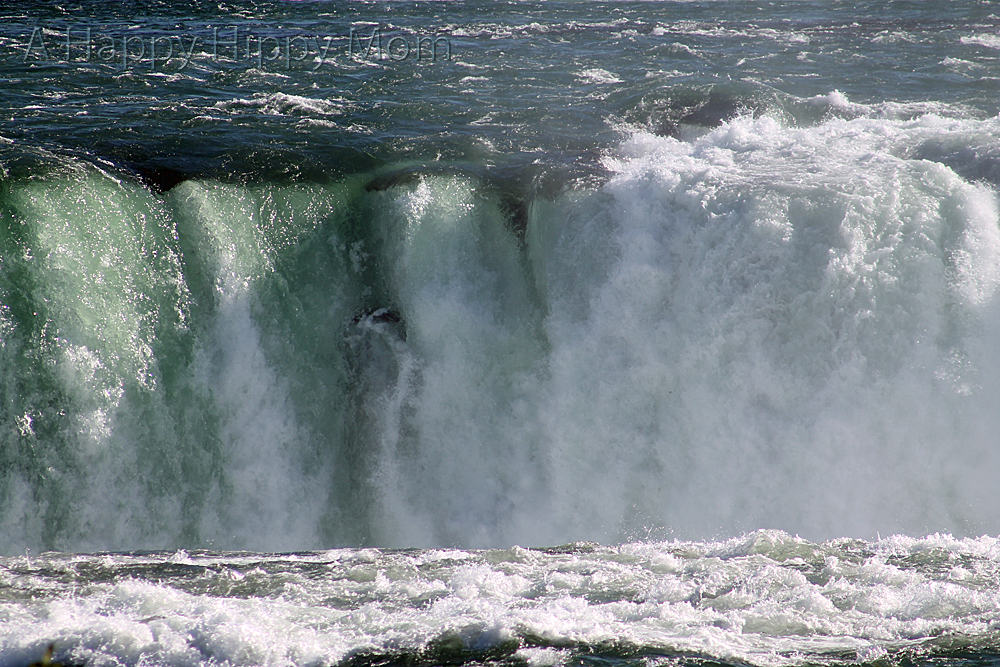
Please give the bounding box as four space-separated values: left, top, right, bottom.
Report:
5 532 1000 667
1 1 1000 666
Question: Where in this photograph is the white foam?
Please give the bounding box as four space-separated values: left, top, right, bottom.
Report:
524 114 1000 543
4 533 999 667
577 69 623 85
214 92 344 117
961 34 1000 49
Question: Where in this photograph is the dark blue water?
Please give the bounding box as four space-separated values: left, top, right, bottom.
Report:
3 1 999 182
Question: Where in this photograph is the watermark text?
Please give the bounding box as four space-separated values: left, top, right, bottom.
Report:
20 24 452 71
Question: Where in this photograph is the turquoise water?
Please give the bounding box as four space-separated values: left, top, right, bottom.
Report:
2 2 1000 665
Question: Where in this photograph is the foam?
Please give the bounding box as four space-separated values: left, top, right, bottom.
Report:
3 533 999 667
961 34 1000 49
528 114 1000 543
214 92 344 117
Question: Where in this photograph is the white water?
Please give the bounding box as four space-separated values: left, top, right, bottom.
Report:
3 531 1000 667
523 114 1000 543
372 113 1000 546
2 114 1000 552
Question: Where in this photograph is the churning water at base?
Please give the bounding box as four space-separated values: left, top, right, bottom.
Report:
4 532 1000 667
3 0 1000 664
